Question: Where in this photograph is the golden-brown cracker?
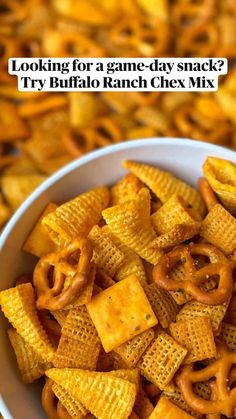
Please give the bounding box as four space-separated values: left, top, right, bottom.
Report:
151 194 201 235
23 203 58 258
8 328 51 384
200 203 236 254
42 186 109 247
87 275 157 352
53 305 101 369
203 156 236 214
123 161 205 217
113 329 155 367
110 174 144 206
88 225 125 277
0 283 55 362
144 283 179 328
148 396 196 419
169 317 216 363
102 188 163 265
176 299 228 333
138 331 187 390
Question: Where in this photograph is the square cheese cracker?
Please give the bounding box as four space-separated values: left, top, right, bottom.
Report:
87 274 157 352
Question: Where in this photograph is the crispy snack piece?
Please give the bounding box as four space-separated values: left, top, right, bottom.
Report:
176 300 228 333
113 329 155 367
109 368 140 386
68 92 101 129
110 174 144 206
63 266 95 310
51 309 69 327
0 100 29 141
0 283 55 362
149 396 195 419
110 351 129 370
8 328 51 384
198 177 218 212
151 223 200 250
138 330 187 390
2 174 46 210
123 161 205 217
87 275 157 352
23 203 58 258
176 341 236 416
102 188 163 265
203 157 236 214
144 283 179 328
102 226 147 287
169 317 216 363
151 194 201 235
163 385 202 418
169 264 193 305
42 186 109 247
220 322 236 352
134 386 154 419
52 382 88 419
46 368 137 419
200 204 236 255
34 237 93 311
88 225 125 276
153 243 233 305
53 305 101 369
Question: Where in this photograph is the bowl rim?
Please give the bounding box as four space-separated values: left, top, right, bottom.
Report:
1 137 236 251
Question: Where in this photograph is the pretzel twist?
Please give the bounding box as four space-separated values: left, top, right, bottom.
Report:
153 243 233 305
33 237 93 311
176 341 236 416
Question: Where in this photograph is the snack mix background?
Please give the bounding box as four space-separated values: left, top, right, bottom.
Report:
0 0 236 230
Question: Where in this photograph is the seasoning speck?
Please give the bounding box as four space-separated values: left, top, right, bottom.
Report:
146 314 151 320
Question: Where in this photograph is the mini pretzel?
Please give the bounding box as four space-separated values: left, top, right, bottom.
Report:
153 243 233 305
33 237 93 311
198 177 218 211
176 340 236 416
42 379 60 419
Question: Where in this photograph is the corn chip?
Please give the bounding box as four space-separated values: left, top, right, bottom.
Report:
8 328 51 384
203 156 236 214
23 203 58 258
42 186 109 246
0 284 55 362
102 188 162 265
123 161 205 216
46 368 137 419
110 174 144 206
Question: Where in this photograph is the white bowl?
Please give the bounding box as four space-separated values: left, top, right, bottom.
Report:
1 138 236 419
